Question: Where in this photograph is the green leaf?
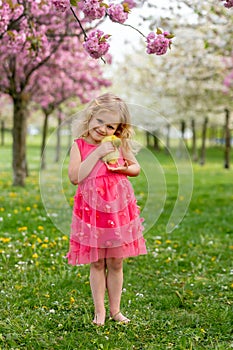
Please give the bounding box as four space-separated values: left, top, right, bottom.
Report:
100 2 109 8
204 40 209 49
166 34 175 39
70 0 78 6
156 28 163 35
6 30 15 38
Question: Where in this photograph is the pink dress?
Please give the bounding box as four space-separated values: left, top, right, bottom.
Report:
66 138 147 265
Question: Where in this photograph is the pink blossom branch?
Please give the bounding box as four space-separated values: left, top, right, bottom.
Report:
70 6 87 40
117 21 146 39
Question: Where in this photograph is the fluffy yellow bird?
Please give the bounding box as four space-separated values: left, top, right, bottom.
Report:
101 135 121 164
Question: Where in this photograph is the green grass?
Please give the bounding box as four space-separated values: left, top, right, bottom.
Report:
0 140 233 350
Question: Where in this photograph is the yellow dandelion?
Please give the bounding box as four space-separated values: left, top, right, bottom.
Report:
15 285 23 290
62 235 68 241
166 239 172 244
37 238 42 243
44 294 50 298
9 192 17 198
44 237 49 243
41 244 48 249
26 207 31 211
155 240 162 245
18 226 28 232
38 226 44 231
33 204 38 208
230 283 233 289
211 256 216 262
0 237 11 243
70 297 75 304
13 209 18 214
32 253 39 259
0 207 5 212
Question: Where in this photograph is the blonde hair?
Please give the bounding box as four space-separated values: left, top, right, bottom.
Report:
72 92 134 151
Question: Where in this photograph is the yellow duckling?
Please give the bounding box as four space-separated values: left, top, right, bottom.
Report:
101 135 121 164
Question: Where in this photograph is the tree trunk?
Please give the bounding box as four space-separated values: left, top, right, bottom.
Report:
181 120 185 140
55 110 62 163
177 120 186 158
41 112 49 170
165 123 170 154
224 108 231 169
191 119 198 162
1 120 4 146
199 117 208 166
153 132 160 151
146 131 150 147
12 95 28 186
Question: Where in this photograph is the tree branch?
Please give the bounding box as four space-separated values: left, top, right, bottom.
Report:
70 6 87 40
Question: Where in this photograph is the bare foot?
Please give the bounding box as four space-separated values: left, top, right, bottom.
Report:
93 311 106 326
110 311 130 324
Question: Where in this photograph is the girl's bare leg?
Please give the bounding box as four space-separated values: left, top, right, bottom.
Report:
106 257 130 323
90 259 106 325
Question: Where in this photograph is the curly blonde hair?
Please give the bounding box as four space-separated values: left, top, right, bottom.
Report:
72 92 134 152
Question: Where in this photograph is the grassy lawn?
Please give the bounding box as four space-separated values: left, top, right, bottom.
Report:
0 139 233 350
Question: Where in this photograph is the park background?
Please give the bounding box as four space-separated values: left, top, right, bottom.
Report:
0 1 233 349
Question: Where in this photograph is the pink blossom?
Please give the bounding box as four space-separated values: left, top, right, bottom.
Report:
83 29 110 59
107 3 129 24
81 0 106 21
220 0 233 8
146 32 171 56
52 0 70 12
223 70 233 89
0 2 11 34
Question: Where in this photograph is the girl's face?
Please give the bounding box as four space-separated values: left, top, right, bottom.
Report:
87 111 120 144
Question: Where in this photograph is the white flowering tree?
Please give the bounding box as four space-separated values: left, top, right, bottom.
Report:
105 0 233 165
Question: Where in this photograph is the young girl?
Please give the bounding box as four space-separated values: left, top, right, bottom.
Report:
67 93 147 326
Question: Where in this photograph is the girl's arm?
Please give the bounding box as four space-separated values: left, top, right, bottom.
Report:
107 149 140 177
68 141 116 185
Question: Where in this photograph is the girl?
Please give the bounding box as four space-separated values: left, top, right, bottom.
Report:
67 93 147 326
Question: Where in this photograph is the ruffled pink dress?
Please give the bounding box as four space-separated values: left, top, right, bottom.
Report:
66 138 147 265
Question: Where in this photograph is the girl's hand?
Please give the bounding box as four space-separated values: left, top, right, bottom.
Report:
105 160 129 173
95 141 116 159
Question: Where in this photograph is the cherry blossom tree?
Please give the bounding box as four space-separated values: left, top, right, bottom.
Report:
0 0 109 186
31 36 111 169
